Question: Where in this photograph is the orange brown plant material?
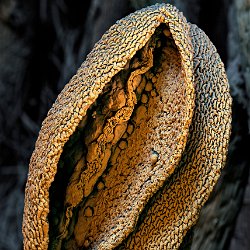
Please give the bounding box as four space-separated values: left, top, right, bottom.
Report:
22 3 232 250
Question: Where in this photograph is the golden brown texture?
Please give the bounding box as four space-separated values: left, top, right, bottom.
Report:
119 24 232 250
22 3 231 250
66 39 190 250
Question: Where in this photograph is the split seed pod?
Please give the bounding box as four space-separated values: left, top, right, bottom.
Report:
23 3 232 250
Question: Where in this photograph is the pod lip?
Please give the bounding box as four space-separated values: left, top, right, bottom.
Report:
22 3 194 249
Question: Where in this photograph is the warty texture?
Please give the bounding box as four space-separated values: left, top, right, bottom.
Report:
22 3 232 250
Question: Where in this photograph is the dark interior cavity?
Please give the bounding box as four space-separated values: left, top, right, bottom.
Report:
48 23 181 249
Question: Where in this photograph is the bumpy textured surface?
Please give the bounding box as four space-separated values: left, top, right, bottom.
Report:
22 3 231 250
119 24 232 249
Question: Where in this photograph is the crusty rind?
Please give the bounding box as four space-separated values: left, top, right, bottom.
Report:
121 24 232 249
22 3 194 249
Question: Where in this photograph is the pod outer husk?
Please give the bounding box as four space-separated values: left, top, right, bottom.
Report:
119 24 232 250
23 3 195 249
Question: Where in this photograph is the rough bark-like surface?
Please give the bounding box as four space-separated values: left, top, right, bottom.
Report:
0 0 249 250
190 0 250 249
22 4 231 250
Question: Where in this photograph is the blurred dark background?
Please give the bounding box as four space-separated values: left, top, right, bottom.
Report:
0 0 249 249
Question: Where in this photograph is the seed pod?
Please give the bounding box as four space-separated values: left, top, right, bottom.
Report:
22 3 231 250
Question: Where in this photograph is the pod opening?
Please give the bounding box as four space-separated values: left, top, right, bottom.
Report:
48 24 190 249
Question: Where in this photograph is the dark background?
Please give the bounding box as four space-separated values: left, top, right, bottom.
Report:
0 0 249 249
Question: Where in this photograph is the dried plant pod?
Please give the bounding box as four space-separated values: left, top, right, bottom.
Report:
22 3 231 250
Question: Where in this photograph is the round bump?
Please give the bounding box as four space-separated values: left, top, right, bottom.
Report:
133 105 147 124
113 123 127 144
150 151 159 164
84 206 93 217
119 140 128 150
152 76 157 83
97 181 105 191
141 94 148 104
163 28 171 37
127 124 134 134
145 82 153 92
151 89 157 97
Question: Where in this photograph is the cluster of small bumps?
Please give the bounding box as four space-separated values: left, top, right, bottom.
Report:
22 3 231 250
